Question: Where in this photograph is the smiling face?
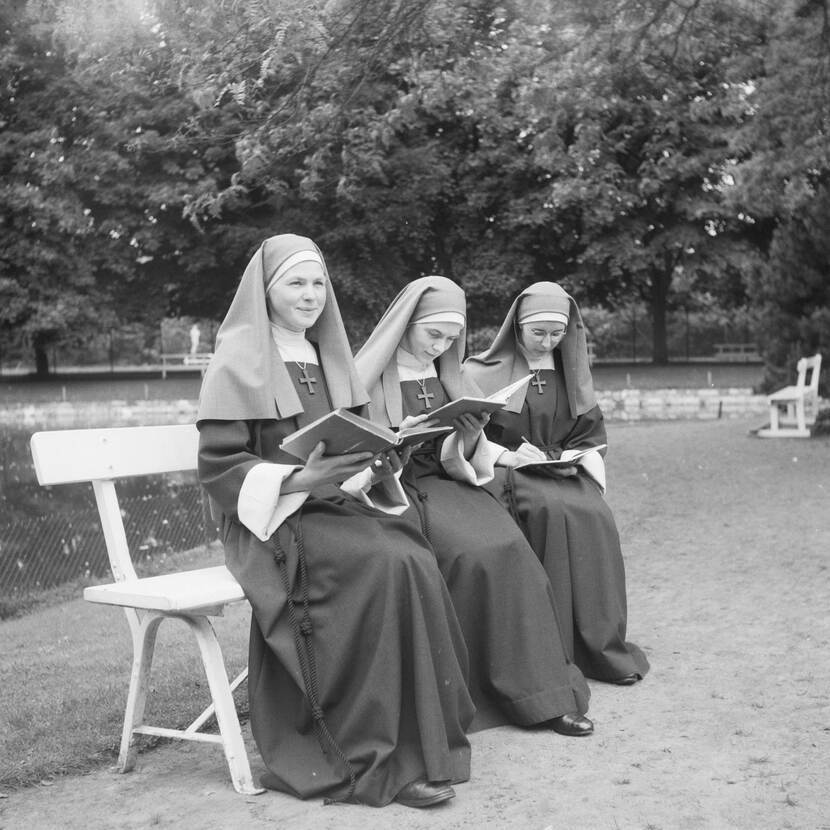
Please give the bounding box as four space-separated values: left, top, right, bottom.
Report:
266 260 327 331
518 321 568 359
400 321 463 366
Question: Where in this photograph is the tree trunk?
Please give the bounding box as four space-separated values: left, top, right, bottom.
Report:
650 269 671 365
33 334 51 377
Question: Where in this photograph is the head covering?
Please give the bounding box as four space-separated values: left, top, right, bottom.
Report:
265 249 324 293
410 289 467 327
517 292 570 327
197 234 368 422
465 281 596 417
355 276 481 427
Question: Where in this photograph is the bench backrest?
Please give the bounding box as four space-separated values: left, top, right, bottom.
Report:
30 424 200 582
796 353 822 393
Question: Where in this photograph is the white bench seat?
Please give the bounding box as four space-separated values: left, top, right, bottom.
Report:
84 565 245 612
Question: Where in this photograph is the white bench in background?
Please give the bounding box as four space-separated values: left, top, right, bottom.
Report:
30 424 262 795
713 343 761 362
757 353 823 438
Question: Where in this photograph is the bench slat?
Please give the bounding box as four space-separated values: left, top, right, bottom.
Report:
83 565 245 612
31 424 199 484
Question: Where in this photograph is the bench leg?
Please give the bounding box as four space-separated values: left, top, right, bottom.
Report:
119 610 164 773
187 616 264 795
796 398 806 433
768 402 780 434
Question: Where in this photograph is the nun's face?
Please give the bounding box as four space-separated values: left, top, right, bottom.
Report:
266 261 326 331
401 321 463 365
519 321 567 358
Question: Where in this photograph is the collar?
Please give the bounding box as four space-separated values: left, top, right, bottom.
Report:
396 346 438 380
269 322 318 363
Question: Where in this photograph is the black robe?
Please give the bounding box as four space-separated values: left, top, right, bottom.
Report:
397 376 590 731
484 357 650 682
198 365 474 806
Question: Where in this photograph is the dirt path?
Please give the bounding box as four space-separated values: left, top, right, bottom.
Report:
2 418 829 830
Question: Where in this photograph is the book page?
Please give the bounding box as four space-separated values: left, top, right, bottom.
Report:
486 373 533 404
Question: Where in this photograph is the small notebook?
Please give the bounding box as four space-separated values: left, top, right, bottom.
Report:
514 444 607 470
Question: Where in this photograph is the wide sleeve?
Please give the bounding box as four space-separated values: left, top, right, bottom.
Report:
340 466 410 514
440 431 495 485
197 419 308 541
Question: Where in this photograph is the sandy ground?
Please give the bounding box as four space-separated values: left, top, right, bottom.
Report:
2 417 829 830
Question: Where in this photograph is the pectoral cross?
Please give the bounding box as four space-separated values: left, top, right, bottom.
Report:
296 363 317 394
530 370 546 394
415 379 434 409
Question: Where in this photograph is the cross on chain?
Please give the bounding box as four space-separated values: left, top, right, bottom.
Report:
297 365 317 394
415 378 435 409
530 372 547 394
416 387 434 409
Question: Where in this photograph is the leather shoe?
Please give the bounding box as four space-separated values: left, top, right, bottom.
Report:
546 713 594 737
394 780 456 808
611 673 641 686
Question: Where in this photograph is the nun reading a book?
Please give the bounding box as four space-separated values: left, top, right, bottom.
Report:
355 275 594 738
464 282 650 685
196 235 475 809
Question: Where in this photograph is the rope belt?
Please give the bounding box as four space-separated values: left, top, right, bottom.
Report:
270 509 358 804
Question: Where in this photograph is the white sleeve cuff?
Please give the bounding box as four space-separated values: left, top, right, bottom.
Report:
488 440 510 467
340 467 410 515
440 431 494 485
238 462 309 541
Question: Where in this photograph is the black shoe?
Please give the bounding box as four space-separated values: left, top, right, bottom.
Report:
546 713 594 737
611 673 641 686
394 780 456 808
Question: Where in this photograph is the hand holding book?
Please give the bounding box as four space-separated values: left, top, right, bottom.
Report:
418 374 534 429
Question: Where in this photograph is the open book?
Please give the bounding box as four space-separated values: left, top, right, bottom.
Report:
420 374 534 429
514 443 607 471
279 408 453 462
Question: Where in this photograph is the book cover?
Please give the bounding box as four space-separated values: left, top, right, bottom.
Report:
279 408 452 461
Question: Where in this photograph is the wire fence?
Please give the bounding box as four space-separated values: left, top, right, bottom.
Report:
0 482 219 613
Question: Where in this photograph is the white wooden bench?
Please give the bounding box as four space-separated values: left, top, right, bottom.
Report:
161 353 213 378
713 343 761 362
757 353 823 438
29 424 263 795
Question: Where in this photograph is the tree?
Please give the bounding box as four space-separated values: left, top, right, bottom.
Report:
725 0 830 388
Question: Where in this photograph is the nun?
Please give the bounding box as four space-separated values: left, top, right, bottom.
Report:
465 282 649 684
197 236 474 808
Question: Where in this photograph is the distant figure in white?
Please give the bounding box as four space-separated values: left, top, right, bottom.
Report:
189 323 201 355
